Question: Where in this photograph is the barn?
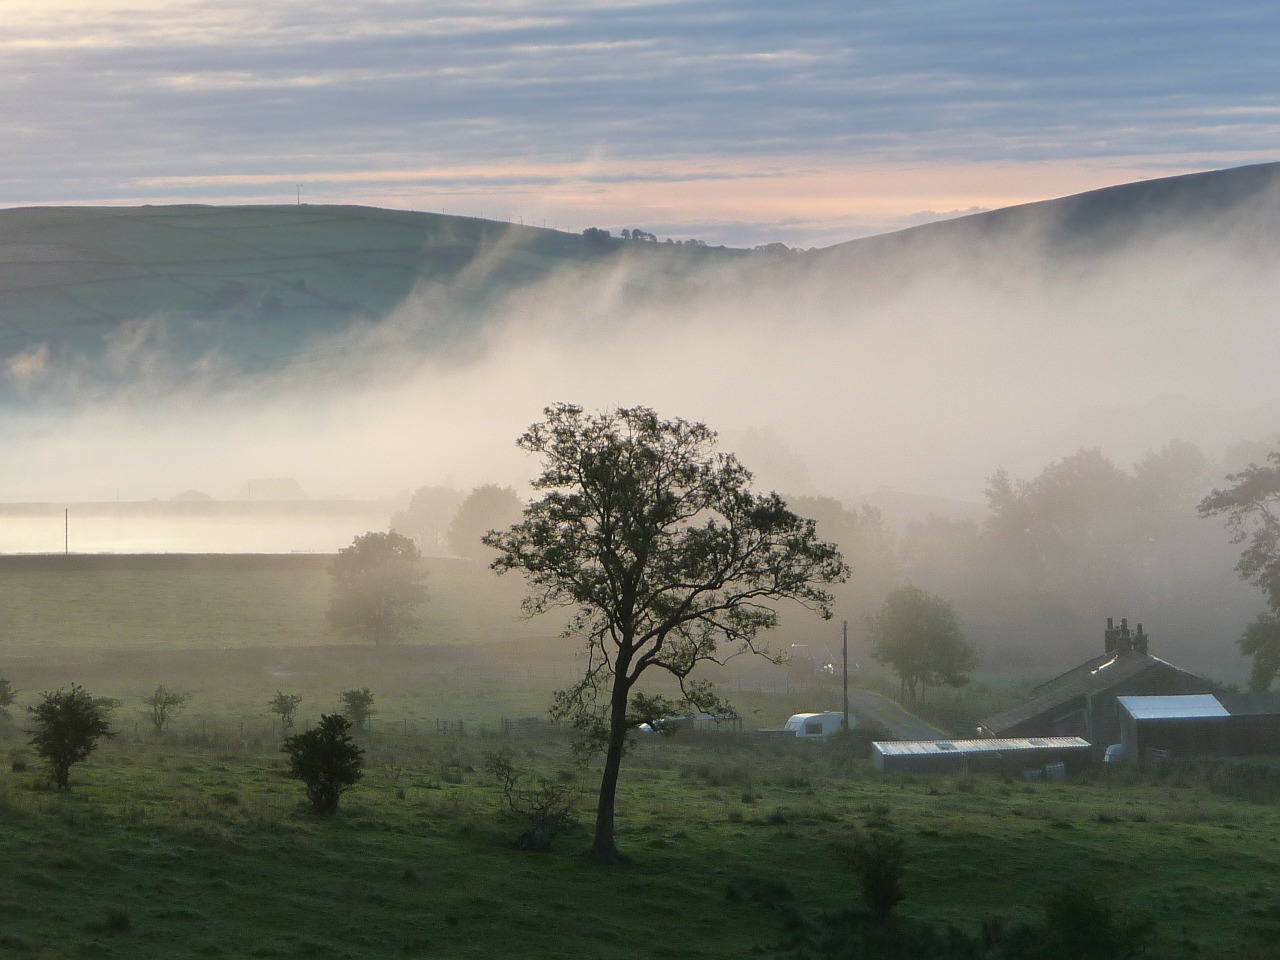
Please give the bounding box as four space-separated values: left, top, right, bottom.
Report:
1117 692 1280 763
872 736 1091 774
978 617 1216 758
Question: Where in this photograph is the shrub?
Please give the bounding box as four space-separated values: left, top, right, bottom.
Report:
844 828 906 924
1036 883 1155 959
482 749 576 851
282 714 364 814
27 684 114 791
339 688 375 731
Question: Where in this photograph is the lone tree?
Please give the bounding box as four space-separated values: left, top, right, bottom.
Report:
269 691 303 734
867 586 977 706
484 403 847 861
282 713 364 814
339 688 375 731
28 684 114 791
0 676 16 718
142 684 187 734
328 531 427 645
1199 450 1280 691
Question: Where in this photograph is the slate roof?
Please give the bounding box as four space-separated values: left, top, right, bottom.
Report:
980 652 1207 735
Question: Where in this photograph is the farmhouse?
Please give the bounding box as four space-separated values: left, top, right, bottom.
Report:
1117 692 1280 763
978 617 1216 757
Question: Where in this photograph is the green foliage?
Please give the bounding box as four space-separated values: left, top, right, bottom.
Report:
142 684 188 733
484 403 847 860
27 683 114 791
328 531 427 645
0 676 16 716
1036 883 1155 959
843 829 906 924
1199 449 1280 689
1239 613 1280 692
282 713 365 814
268 691 303 733
866 587 977 705
339 688 375 731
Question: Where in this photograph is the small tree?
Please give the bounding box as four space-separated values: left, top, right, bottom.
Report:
339 688 375 731
269 691 303 734
484 403 847 861
142 684 187 734
328 531 427 645
0 676 16 718
867 586 977 705
28 684 113 791
282 713 364 814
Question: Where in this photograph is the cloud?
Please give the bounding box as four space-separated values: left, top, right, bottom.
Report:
1 1 1278 244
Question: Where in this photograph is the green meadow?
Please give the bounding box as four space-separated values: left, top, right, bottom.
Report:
1 555 1279 959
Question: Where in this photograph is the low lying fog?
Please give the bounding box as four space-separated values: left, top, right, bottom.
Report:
3 206 1276 513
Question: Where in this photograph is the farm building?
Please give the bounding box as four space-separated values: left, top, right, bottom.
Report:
979 617 1216 757
1117 692 1280 763
872 736 1091 774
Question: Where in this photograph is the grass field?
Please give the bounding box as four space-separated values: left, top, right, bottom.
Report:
2 554 1279 958
2 717 1280 960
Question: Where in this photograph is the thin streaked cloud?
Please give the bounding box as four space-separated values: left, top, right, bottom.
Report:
2 0 1277 244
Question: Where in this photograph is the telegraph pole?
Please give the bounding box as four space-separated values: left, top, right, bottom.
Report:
841 619 850 731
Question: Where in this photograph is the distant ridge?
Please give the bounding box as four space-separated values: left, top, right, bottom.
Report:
818 161 1280 262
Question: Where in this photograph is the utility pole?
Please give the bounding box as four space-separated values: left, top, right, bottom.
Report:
296 183 302 205
841 619 849 731
64 508 68 555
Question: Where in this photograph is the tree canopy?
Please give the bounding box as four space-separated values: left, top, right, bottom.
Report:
328 531 427 645
484 403 847 861
28 684 113 791
1199 450 1280 690
867 586 977 705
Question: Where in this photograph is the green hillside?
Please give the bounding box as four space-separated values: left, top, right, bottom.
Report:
0 204 743 387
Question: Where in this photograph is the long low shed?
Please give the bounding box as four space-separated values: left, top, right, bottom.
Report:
872 736 1092 774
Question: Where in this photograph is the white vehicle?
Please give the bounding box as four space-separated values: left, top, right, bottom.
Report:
784 711 852 739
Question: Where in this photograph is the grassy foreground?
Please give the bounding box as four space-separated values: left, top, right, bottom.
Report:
2 716 1280 960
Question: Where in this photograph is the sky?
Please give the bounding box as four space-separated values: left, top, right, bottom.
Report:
3 0 1279 247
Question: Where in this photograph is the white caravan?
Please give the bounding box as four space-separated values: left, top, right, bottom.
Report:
784 711 851 739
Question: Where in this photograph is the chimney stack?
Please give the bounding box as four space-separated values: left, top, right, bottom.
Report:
1104 616 1149 656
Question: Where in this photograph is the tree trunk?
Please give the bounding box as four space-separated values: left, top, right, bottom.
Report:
589 671 633 862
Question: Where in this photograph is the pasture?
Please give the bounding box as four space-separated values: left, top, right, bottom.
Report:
1 554 1279 958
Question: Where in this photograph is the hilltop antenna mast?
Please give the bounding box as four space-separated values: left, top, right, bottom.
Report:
296 183 302 205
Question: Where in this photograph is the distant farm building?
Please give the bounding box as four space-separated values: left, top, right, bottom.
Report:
872 736 1091 774
1117 692 1280 764
979 617 1216 757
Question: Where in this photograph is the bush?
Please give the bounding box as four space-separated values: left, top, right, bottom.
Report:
27 684 114 791
482 749 577 851
844 829 906 924
282 714 364 814
339 688 375 731
1036 883 1155 959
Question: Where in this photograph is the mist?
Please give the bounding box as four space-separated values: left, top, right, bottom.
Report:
2 191 1276 513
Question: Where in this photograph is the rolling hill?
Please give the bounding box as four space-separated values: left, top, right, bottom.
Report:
1 161 1276 402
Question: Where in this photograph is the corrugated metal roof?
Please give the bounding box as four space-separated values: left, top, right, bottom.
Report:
872 736 1090 757
1118 694 1228 720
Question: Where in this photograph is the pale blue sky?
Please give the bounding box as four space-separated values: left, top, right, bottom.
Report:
3 0 1277 245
